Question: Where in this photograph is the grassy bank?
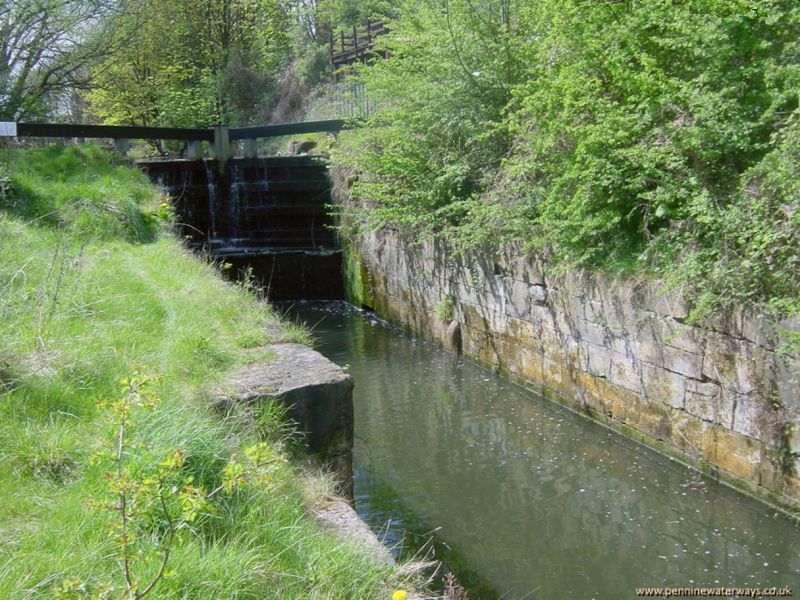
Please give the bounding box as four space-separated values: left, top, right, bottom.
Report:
0 146 410 599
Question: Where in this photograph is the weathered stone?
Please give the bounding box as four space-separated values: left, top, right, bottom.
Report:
342 222 800 509
684 380 732 427
445 319 462 353
530 284 548 305
216 343 354 490
578 319 609 347
658 318 706 355
732 393 765 440
701 425 762 482
313 498 395 566
608 353 641 393
647 284 690 320
641 362 685 409
661 345 703 379
704 305 745 338
573 369 608 414
529 303 557 329
584 342 611 378
702 334 772 396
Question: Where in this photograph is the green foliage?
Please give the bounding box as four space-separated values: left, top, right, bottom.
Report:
333 0 522 236
87 0 291 131
434 294 455 322
317 0 397 30
0 1 118 120
336 0 800 317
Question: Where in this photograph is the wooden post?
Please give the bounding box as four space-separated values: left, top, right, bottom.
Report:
187 140 203 159
113 138 132 154
213 126 231 172
243 138 258 159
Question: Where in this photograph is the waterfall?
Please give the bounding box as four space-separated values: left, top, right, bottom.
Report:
140 156 345 300
202 159 218 247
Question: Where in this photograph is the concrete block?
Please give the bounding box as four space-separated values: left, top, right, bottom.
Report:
214 343 353 486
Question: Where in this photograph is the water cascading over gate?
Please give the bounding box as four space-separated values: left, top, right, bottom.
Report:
141 156 344 300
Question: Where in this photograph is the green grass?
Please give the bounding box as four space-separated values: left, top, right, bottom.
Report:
0 146 412 599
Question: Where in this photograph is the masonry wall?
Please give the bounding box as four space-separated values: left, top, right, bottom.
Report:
345 226 800 510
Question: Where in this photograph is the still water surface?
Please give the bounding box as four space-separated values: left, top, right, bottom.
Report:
290 302 799 599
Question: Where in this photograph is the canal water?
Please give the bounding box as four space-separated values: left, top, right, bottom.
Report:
289 302 799 599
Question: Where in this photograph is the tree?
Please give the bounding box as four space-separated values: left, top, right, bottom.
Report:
0 0 121 120
87 0 290 128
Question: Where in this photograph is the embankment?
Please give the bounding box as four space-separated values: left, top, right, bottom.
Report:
0 145 409 598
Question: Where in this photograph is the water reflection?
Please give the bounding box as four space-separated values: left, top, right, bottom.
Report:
289 302 799 599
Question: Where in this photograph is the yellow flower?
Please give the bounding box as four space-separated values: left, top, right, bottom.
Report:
392 591 408 600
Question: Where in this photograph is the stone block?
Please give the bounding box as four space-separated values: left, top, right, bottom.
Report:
578 319 609 347
704 305 745 338
529 304 557 329
572 369 608 414
506 315 541 348
609 334 633 358
542 354 567 393
661 345 703 379
214 343 353 486
585 299 624 333
647 284 690 320
504 277 531 319
702 334 769 395
518 347 545 383
608 353 642 393
584 342 611 378
661 319 706 355
700 425 762 482
530 284 548 305
684 379 733 427
641 362 685 409
732 393 765 440
669 409 705 458
740 309 777 348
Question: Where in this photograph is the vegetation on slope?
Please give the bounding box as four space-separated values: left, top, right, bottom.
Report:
332 0 800 321
0 146 407 598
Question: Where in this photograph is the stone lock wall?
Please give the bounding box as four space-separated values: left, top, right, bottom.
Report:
345 227 800 510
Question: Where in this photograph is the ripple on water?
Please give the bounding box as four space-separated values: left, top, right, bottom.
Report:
290 302 800 599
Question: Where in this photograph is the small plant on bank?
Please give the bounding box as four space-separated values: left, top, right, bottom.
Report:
435 294 455 322
55 371 286 599
81 371 204 599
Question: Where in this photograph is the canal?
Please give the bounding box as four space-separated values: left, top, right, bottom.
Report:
290 302 799 599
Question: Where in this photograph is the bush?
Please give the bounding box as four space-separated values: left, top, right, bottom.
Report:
334 0 800 317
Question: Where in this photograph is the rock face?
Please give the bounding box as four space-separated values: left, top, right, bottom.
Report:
217 343 354 494
344 227 800 511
